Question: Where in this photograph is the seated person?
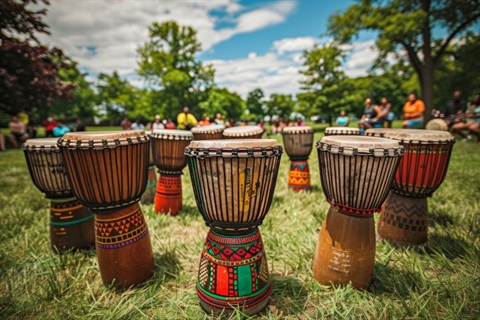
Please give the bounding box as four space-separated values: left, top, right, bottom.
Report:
336 110 349 127
8 116 29 148
52 122 71 137
359 98 384 132
402 93 425 128
452 93 480 141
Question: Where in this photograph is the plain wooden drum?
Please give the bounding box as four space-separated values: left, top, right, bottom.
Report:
141 131 157 204
151 129 193 215
375 129 455 247
223 126 264 139
185 139 283 315
23 138 95 251
58 131 154 288
282 126 314 191
314 136 403 289
191 125 225 140
324 127 360 136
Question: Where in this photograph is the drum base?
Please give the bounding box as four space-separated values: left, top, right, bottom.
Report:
313 206 375 290
154 175 182 215
141 166 157 204
288 160 311 191
50 197 95 251
377 192 428 247
95 203 154 288
197 229 271 316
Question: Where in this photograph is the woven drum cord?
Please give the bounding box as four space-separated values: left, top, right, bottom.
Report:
60 140 149 213
152 137 190 175
392 142 454 198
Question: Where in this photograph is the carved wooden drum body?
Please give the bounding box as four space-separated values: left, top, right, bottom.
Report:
23 138 95 251
58 131 153 288
185 139 282 315
314 136 403 289
141 131 157 204
282 126 314 191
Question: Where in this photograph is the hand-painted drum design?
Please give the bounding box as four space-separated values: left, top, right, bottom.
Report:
191 125 225 140
150 129 193 215
313 136 403 289
374 129 455 247
23 138 95 251
222 126 264 139
324 127 360 136
282 126 314 191
185 139 282 316
58 131 153 288
141 131 156 204
425 119 449 131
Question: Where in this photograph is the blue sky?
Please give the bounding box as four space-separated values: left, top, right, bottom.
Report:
40 1 404 96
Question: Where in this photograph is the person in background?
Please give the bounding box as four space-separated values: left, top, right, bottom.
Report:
380 97 394 128
445 90 467 127
271 119 281 134
198 116 211 126
451 93 480 142
52 122 71 137
240 119 248 126
177 106 198 130
295 117 305 126
225 118 234 128
151 115 164 131
76 119 86 132
27 116 38 138
165 118 176 129
214 113 224 125
359 98 383 132
131 119 145 130
0 134 6 151
8 116 29 148
402 93 425 128
257 118 266 131
336 110 350 127
43 115 57 137
120 117 131 130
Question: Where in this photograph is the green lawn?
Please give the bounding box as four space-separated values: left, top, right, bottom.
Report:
0 132 479 319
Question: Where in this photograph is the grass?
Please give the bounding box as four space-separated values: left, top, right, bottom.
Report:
0 127 479 319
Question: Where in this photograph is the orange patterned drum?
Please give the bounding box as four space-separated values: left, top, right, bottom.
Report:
282 126 314 191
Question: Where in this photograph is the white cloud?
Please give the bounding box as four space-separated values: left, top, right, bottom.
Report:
273 36 317 54
344 40 378 77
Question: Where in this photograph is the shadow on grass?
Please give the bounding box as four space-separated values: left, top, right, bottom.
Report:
151 251 182 283
423 233 471 259
429 209 456 228
265 273 309 315
369 262 423 294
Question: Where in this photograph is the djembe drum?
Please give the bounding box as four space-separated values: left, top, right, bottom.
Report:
282 126 314 191
141 131 157 204
151 129 193 215
185 139 283 315
58 131 153 287
324 127 360 136
425 119 449 131
191 125 225 140
374 129 455 246
223 126 264 139
313 136 403 289
23 138 94 251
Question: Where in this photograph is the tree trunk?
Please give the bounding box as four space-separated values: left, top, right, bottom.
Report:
420 63 434 122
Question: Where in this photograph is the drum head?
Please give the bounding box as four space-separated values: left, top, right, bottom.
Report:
223 126 263 137
364 128 397 137
324 127 360 135
425 119 449 131
191 125 225 134
318 136 403 157
189 139 278 150
152 129 193 140
59 130 148 148
24 138 59 149
382 129 454 143
282 126 314 134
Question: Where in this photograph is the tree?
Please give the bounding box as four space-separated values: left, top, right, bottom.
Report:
328 0 480 119
246 88 266 117
0 0 74 117
198 88 245 121
298 43 351 116
266 94 295 119
137 21 214 119
97 71 139 125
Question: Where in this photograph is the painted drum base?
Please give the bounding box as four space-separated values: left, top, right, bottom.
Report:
50 197 95 250
377 192 428 247
154 175 182 215
141 166 157 204
288 160 311 191
197 229 271 316
95 203 154 288
313 206 375 290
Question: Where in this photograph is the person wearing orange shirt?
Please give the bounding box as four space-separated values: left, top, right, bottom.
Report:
403 93 425 128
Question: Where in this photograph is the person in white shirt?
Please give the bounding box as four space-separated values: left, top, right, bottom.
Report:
131 119 145 130
151 115 165 131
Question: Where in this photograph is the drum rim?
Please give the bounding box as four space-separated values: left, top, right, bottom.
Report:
58 131 149 149
185 144 283 158
223 125 264 136
281 126 314 134
191 125 225 134
382 129 455 144
151 129 194 140
325 127 360 132
316 137 404 157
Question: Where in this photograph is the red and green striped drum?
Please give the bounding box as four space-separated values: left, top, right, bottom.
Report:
185 139 282 315
282 126 314 191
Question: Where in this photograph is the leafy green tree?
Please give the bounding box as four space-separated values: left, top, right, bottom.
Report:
137 21 214 119
97 71 138 125
246 88 266 117
298 43 351 116
266 94 295 119
328 0 480 118
198 88 245 121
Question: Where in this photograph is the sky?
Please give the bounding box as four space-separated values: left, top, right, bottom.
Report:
42 0 379 97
